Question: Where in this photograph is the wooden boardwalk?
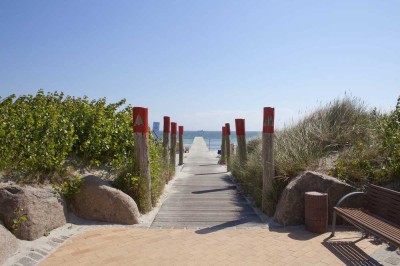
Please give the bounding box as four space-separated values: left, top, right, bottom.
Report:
151 137 262 229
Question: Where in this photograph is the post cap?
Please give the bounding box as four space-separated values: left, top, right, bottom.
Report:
132 107 149 134
163 116 170 133
225 123 231 135
263 107 275 133
171 122 177 135
235 119 245 136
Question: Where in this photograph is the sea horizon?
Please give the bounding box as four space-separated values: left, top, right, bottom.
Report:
153 130 261 151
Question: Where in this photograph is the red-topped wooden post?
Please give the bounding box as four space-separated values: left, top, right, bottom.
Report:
225 123 231 171
235 118 247 163
170 122 177 177
179 126 184 165
132 107 152 212
163 116 170 182
220 126 226 164
262 107 275 215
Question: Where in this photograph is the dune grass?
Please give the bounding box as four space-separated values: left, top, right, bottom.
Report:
232 96 400 213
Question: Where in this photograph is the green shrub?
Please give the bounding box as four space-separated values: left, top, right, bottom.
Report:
0 90 134 182
63 96 134 168
113 133 167 212
0 90 170 213
382 96 400 179
333 97 400 187
149 138 167 206
52 175 83 200
0 91 76 177
11 208 28 233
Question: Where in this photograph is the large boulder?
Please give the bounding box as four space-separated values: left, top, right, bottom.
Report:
0 184 67 240
0 223 18 265
70 175 140 224
273 171 354 226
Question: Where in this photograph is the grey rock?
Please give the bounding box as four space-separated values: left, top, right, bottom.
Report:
273 171 354 226
70 175 140 224
0 223 19 265
0 184 67 240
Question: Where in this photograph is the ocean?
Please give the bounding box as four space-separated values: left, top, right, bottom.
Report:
154 131 261 151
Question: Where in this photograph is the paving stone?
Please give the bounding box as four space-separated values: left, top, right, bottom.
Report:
34 249 48 256
51 237 64 243
28 252 43 261
46 241 57 247
41 228 386 266
385 256 400 265
17 257 36 266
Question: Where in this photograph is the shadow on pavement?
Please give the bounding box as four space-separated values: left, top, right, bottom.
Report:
268 226 320 241
194 172 227 176
195 219 250 234
192 186 236 194
322 240 381 265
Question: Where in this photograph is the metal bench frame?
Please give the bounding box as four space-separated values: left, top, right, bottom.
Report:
330 185 400 248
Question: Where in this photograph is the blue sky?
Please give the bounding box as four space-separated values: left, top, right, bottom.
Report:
1 0 399 130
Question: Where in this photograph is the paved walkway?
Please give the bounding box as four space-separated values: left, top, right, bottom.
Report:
151 137 262 228
38 137 399 265
41 228 386 266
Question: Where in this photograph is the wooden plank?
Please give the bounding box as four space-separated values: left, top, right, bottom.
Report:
151 137 262 229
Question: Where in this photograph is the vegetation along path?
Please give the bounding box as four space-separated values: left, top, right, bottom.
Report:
151 137 263 229
39 137 393 266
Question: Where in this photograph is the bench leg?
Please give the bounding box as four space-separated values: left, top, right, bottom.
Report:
330 211 337 237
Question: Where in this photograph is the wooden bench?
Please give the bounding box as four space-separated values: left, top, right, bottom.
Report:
331 184 400 248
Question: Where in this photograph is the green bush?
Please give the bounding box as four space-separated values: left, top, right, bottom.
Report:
63 96 134 168
0 90 170 213
149 138 167 206
382 96 400 178
333 97 400 187
0 90 134 182
52 175 83 200
113 133 167 212
0 91 76 177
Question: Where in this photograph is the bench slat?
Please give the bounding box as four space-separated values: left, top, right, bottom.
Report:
363 184 400 225
348 209 400 238
335 207 400 247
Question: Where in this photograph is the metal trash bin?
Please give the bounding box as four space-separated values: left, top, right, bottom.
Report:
305 191 328 234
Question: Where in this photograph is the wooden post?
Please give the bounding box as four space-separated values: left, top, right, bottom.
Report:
262 107 275 216
170 122 177 176
163 116 170 182
235 118 247 162
225 123 231 171
220 126 226 164
132 107 152 212
179 126 184 165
